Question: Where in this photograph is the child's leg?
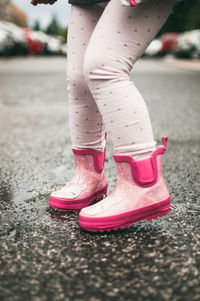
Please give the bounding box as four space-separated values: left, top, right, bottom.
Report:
67 2 108 152
49 3 110 210
79 0 175 231
83 0 174 159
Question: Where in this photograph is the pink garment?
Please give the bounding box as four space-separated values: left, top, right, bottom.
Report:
67 0 174 159
79 137 170 232
49 148 108 210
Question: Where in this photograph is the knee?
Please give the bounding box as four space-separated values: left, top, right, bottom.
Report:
83 52 102 85
83 51 129 86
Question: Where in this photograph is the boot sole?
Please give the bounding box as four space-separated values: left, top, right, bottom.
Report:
49 184 108 211
79 197 170 232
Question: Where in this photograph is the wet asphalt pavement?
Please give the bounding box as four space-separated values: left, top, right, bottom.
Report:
0 57 200 301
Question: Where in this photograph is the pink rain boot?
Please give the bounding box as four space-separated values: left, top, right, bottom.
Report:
49 147 108 210
79 137 170 232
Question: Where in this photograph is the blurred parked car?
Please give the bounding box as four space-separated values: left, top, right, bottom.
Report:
32 31 61 55
174 30 200 59
0 21 28 55
144 39 162 56
34 31 64 55
61 43 67 56
23 28 44 55
0 20 66 57
47 36 64 55
23 29 64 55
160 33 179 55
0 27 15 56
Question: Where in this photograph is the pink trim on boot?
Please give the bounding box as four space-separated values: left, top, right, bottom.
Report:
113 144 164 187
72 133 108 174
79 136 170 232
113 136 168 187
50 184 108 210
79 198 170 232
72 148 105 174
49 147 108 210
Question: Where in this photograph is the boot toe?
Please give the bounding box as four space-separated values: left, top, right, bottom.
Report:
50 183 84 199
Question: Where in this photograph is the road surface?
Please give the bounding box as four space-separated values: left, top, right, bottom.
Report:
0 57 199 301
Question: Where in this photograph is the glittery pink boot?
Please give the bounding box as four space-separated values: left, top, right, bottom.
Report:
49 147 108 210
79 137 170 232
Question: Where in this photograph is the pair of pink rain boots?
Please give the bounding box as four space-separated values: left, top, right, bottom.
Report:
49 136 170 232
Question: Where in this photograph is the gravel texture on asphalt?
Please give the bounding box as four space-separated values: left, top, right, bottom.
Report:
0 57 200 301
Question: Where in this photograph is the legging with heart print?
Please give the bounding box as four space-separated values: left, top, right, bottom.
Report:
66 0 174 160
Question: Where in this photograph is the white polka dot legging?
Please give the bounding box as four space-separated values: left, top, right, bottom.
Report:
66 0 174 160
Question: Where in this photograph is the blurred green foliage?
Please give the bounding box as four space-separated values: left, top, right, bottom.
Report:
157 0 200 36
45 14 61 36
32 14 68 42
59 27 68 43
32 19 41 31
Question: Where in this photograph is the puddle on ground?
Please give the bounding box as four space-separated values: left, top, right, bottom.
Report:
0 180 199 237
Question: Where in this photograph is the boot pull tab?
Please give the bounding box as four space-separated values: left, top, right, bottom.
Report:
162 136 168 149
94 151 105 174
72 148 105 174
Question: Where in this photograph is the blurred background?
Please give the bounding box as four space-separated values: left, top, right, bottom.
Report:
0 0 200 58
0 2 200 300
